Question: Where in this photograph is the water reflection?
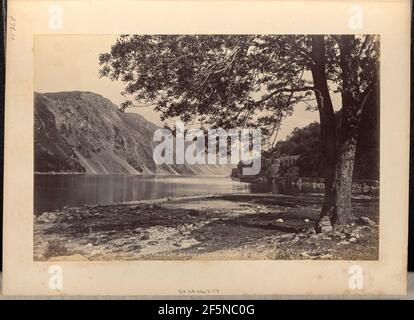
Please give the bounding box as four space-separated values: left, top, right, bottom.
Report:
248 180 324 195
34 174 325 214
34 174 251 214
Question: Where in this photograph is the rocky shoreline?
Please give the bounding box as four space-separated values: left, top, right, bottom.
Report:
34 193 379 261
235 176 379 195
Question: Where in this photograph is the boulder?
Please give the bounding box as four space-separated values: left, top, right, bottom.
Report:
359 216 376 226
316 216 333 234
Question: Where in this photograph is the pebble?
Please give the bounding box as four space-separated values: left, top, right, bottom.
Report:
360 216 376 226
336 240 350 246
300 252 311 258
350 231 361 239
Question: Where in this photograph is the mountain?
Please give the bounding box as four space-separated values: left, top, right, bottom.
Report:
34 91 233 175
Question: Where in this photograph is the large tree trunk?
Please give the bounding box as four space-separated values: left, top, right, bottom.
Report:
332 134 357 227
330 35 362 229
310 36 337 223
311 35 371 232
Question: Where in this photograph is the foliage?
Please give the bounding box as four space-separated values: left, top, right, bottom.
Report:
269 96 379 180
99 36 332 139
99 35 378 146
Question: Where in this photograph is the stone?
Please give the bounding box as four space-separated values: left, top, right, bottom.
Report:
276 218 284 223
140 233 150 240
320 225 333 234
360 216 376 226
290 236 300 245
350 231 361 239
276 233 295 240
317 216 333 234
37 216 50 223
300 252 311 258
306 228 316 235
304 219 310 223
336 240 350 246
349 237 357 243
332 231 344 238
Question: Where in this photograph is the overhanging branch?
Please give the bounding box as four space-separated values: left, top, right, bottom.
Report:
254 86 315 105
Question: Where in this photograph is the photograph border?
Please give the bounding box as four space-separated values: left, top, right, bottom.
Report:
3 0 410 296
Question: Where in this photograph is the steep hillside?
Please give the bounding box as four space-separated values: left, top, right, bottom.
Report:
261 98 379 180
34 91 233 175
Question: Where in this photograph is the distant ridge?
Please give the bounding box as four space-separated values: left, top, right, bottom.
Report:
34 91 233 175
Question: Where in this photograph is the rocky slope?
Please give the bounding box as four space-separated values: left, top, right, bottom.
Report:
34 91 232 175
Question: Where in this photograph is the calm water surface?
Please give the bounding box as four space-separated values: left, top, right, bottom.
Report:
34 175 249 213
34 174 322 214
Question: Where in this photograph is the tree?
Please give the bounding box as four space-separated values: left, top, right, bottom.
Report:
272 122 323 178
331 35 379 227
99 34 379 232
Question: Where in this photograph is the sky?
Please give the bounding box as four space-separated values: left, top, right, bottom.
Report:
34 35 340 142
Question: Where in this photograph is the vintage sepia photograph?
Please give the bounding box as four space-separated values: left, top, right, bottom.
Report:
33 34 380 261
3 0 411 297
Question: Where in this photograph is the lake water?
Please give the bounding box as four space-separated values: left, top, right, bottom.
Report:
34 174 322 214
34 174 249 214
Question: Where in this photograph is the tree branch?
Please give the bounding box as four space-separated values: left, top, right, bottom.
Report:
254 86 315 105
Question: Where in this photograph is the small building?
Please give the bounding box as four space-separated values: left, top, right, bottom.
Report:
276 155 301 168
